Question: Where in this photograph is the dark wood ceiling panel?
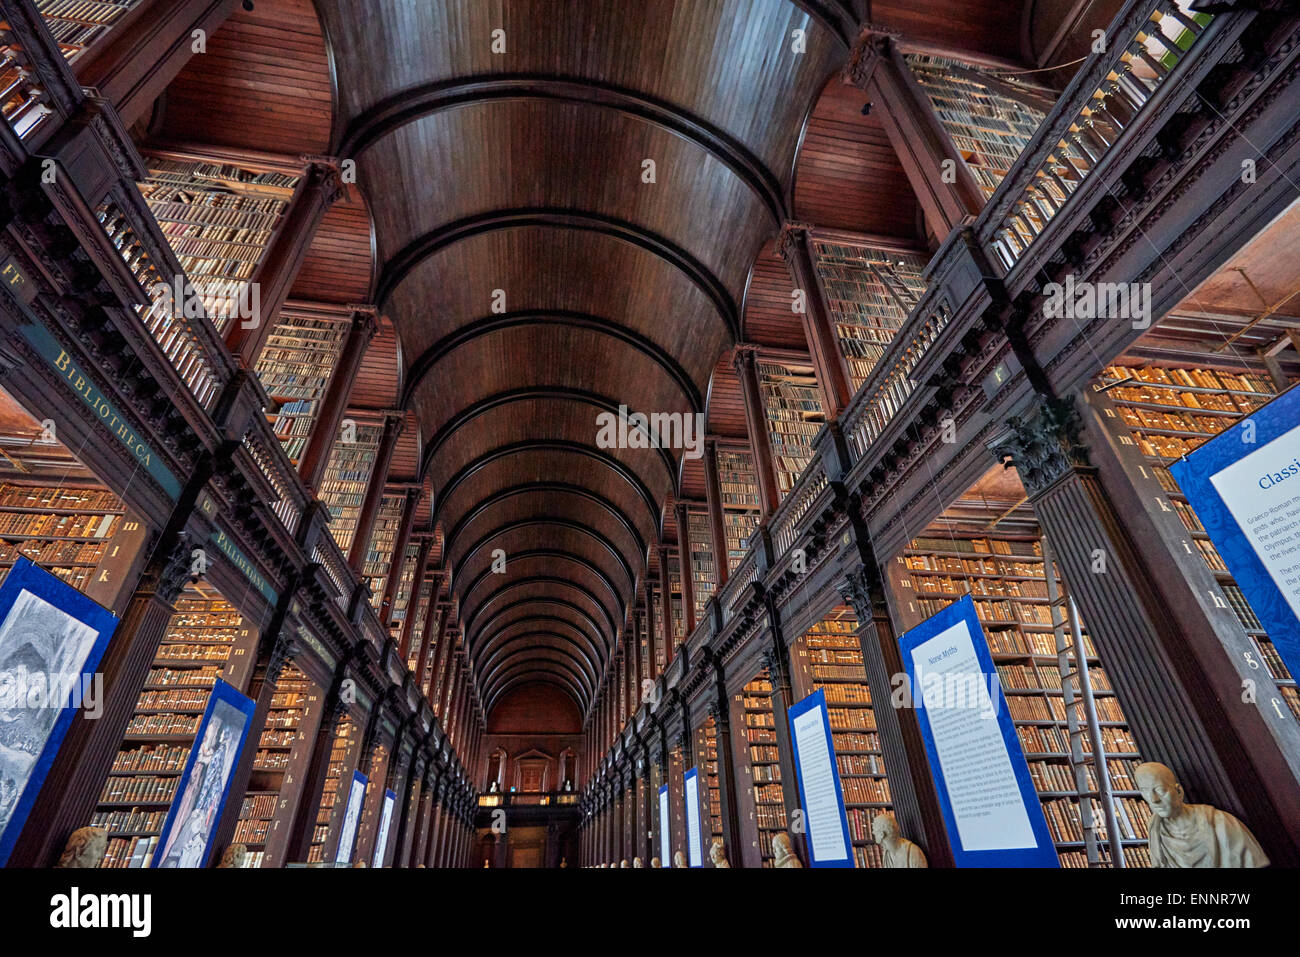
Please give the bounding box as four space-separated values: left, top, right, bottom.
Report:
874 0 1026 62
154 0 333 156
388 228 729 400
743 239 807 349
705 353 749 438
349 317 402 410
288 194 374 305
792 79 920 237
315 0 844 185
359 102 771 298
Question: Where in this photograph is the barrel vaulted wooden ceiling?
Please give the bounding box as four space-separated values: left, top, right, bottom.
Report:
150 0 1066 724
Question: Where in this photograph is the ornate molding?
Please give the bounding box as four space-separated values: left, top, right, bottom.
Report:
990 397 1089 497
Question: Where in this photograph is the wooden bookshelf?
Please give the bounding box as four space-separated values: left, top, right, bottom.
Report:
686 509 716 612
811 239 928 390
738 671 787 867
1099 363 1298 721
358 491 401 612
318 422 383 554
897 526 1152 868
790 609 889 867
667 551 684 646
756 359 824 495
389 541 419 631
254 311 350 465
94 586 257 868
694 715 723 850
36 0 142 63
231 663 312 867
405 575 434 673
905 53 1049 201
636 604 650 685
308 713 358 864
136 155 298 336
715 448 760 574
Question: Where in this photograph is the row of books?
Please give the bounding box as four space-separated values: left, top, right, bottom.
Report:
90 808 166 835
110 744 189 773
1103 365 1273 395
902 553 1048 579
0 484 120 511
99 775 178 805
1017 722 1138 756
144 666 222 688
0 510 118 537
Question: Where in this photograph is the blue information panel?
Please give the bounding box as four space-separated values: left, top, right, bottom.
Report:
1170 384 1300 683
787 689 854 867
899 594 1058 867
683 767 703 867
658 783 671 866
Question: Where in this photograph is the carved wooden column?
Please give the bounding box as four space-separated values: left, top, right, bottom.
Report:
675 502 698 634
759 613 804 849
733 345 781 518
399 535 434 662
992 397 1300 864
840 559 953 866
73 0 242 127
708 665 744 867
283 674 349 863
226 158 345 367
657 545 676 664
380 487 421 628
347 411 404 571
776 223 853 418
298 306 378 492
702 438 730 587
842 30 985 238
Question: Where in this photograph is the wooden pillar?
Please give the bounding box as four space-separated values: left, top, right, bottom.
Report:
709 671 744 868
702 438 730 586
675 502 698 634
994 396 1300 864
436 631 460 721
643 581 658 684
347 411 404 571
298 307 378 492
422 598 450 701
73 0 242 127
842 30 985 238
776 223 853 418
380 487 421 628
760 602 805 848
399 536 434 662
226 158 345 367
732 345 781 518
657 546 675 663
840 559 954 866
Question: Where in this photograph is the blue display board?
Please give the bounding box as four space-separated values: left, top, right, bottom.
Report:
658 783 671 865
1170 384 1300 682
336 770 368 864
683 767 703 867
0 558 119 865
787 689 854 867
153 678 256 867
899 594 1058 867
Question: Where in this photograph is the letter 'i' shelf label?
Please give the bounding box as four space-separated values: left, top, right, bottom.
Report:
0 261 181 499
1171 384 1300 685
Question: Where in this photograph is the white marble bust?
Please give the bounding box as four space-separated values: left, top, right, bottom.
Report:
1135 762 1268 868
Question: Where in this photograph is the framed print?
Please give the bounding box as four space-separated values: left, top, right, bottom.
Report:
371 788 397 868
152 678 256 868
0 558 118 865
336 770 368 864
683 767 703 868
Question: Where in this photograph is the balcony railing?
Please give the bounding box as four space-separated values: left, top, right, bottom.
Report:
96 188 233 411
0 0 76 145
242 419 306 537
478 790 579 808
770 447 829 560
979 0 1211 270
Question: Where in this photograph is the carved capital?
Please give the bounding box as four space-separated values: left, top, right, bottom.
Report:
347 304 380 342
774 221 813 265
731 342 760 376
991 397 1090 497
155 529 196 605
842 26 898 89
299 155 346 206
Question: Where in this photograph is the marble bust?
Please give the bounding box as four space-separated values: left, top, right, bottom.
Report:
1135 762 1268 868
217 843 248 868
872 813 927 868
650 856 661 868
772 832 802 868
672 850 686 868
708 838 730 868
619 859 629 868
632 856 642 868
55 826 107 868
